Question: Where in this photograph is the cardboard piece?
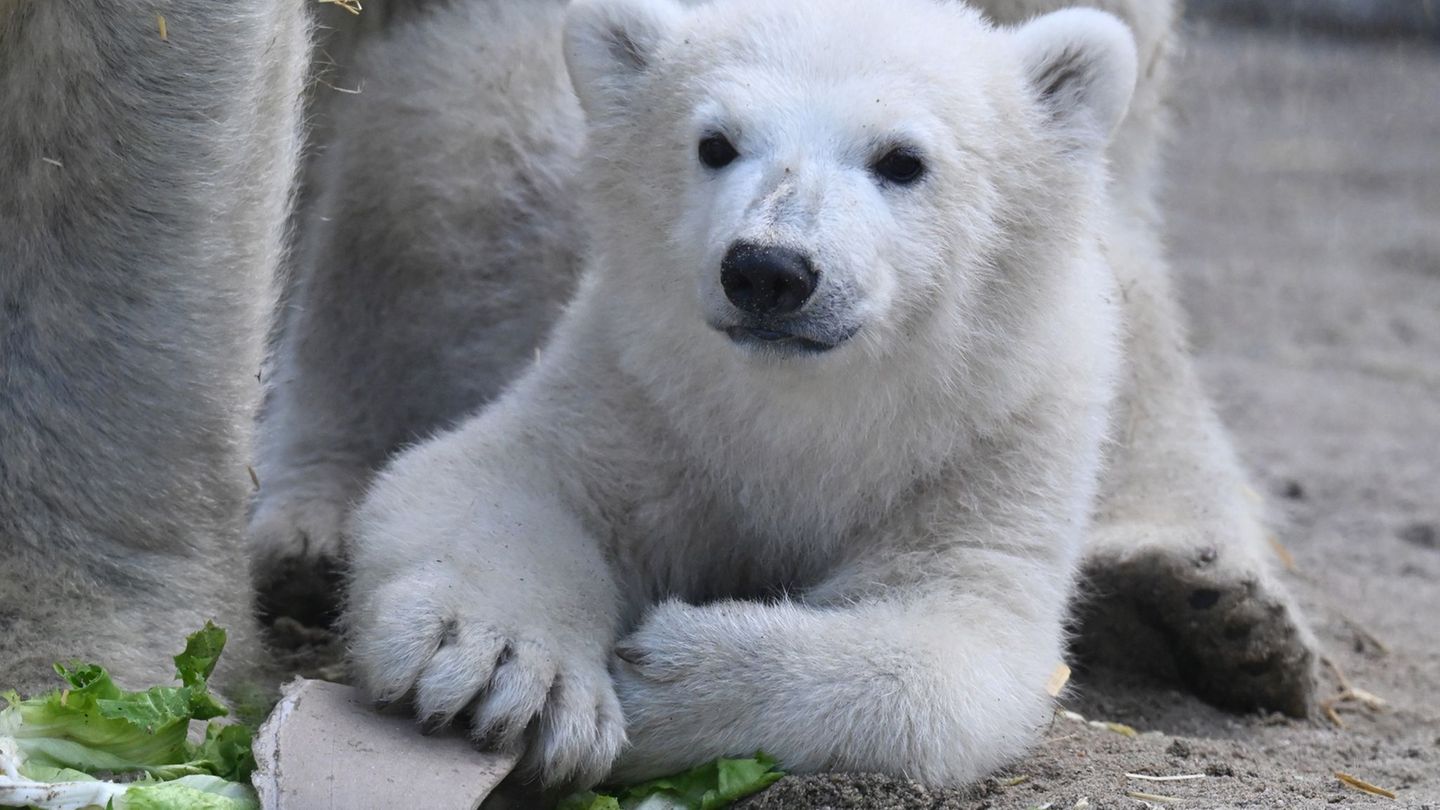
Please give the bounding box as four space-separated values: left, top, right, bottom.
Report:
253 678 517 810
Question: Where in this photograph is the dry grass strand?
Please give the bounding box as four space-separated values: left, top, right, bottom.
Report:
1335 771 1397 800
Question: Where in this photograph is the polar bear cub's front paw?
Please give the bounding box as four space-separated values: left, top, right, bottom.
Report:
348 573 626 786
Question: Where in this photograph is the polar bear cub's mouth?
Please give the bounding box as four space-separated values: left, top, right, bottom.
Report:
721 323 857 355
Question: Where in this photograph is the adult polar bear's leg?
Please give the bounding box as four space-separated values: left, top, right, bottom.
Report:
972 0 1317 715
0 0 308 690
249 0 583 624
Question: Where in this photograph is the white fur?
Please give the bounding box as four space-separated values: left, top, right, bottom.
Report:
1014 8 1138 143
346 0 1136 787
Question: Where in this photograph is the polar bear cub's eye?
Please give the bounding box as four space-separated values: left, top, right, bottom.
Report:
871 146 926 185
698 133 739 169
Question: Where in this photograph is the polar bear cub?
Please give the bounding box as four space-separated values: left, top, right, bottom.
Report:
346 0 1137 788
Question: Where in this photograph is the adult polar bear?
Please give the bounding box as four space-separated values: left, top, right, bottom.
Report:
256 0 1316 787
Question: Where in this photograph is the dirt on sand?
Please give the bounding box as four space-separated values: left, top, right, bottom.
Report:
741 22 1440 810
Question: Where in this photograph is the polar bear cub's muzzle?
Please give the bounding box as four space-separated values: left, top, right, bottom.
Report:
714 241 860 355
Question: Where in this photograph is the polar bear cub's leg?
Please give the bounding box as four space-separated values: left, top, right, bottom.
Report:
968 0 1317 716
344 398 626 786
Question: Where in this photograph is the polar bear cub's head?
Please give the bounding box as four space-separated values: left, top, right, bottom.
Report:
564 0 1136 363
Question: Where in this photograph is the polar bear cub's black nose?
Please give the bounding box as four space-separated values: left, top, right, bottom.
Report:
721 242 818 316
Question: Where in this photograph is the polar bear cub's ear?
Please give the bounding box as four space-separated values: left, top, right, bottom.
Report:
1013 8 1138 149
565 0 686 119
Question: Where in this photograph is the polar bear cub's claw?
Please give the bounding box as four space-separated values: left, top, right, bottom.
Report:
349 574 625 787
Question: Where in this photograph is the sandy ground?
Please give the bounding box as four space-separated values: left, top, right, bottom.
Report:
740 22 1440 810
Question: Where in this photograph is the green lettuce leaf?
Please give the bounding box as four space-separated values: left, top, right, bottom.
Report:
172 625 226 691
5 668 191 775
188 724 256 784
121 775 259 810
0 773 258 810
558 791 624 810
2 623 236 779
559 753 784 810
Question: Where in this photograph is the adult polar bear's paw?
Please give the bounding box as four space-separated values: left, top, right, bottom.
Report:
248 485 351 627
348 573 626 787
1078 521 1317 718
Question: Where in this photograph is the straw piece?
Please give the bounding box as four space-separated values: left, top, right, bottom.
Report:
1089 720 1138 738
1126 790 1182 804
318 0 363 14
1321 701 1346 729
1346 686 1388 710
1046 663 1072 697
1335 771 1397 800
1267 535 1296 571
